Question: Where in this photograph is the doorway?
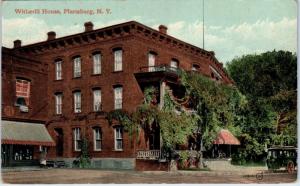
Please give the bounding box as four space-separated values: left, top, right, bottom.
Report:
54 128 64 157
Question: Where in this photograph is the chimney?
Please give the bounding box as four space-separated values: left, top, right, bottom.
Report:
13 40 22 48
84 21 94 32
158 25 168 34
47 31 56 40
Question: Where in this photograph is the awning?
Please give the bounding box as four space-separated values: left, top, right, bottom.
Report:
213 129 240 145
1 120 55 146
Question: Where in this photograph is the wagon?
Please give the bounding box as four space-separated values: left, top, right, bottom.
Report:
266 146 297 173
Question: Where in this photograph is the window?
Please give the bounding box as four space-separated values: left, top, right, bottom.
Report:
192 64 200 72
15 79 30 106
148 53 156 72
114 49 122 71
93 89 101 111
55 93 62 114
114 127 123 150
73 128 81 151
170 59 179 70
114 86 123 109
93 53 101 74
209 65 222 81
73 57 81 77
55 61 62 80
74 91 81 113
93 127 102 151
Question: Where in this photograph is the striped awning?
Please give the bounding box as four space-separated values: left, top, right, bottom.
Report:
213 129 240 145
1 120 55 146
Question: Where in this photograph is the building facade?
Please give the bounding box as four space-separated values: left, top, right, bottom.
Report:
1 21 232 169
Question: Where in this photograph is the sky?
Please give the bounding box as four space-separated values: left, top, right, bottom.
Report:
2 0 297 63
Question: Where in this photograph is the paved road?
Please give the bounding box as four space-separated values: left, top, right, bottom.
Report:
1 169 297 184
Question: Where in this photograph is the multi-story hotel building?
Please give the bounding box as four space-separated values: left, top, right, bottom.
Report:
1 21 233 170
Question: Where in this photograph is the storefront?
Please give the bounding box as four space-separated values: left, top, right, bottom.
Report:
1 120 55 167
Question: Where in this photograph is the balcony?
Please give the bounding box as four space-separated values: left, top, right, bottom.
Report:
136 150 161 160
134 65 180 85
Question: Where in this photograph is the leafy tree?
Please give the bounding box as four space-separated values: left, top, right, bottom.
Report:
226 50 297 161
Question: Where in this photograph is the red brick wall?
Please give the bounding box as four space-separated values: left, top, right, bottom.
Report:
1 48 48 122
2 21 233 161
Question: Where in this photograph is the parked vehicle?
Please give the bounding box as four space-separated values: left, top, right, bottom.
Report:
266 146 297 173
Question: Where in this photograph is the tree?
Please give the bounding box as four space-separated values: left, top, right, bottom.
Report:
226 50 297 161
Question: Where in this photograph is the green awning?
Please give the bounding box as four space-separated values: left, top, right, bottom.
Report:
1 120 55 146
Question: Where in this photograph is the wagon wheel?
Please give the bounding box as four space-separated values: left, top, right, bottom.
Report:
287 161 295 173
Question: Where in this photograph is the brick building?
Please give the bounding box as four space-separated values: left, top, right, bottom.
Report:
1 21 232 169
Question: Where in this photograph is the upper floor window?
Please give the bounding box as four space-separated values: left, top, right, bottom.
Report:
209 65 222 81
15 79 30 109
114 127 123 150
93 89 101 112
55 93 62 115
93 127 102 151
73 56 81 78
192 64 200 72
148 52 156 72
93 53 101 75
170 59 179 70
73 128 81 151
114 86 123 109
73 91 81 113
114 49 122 71
55 60 62 80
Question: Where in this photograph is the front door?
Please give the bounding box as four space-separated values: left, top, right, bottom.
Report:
54 128 64 157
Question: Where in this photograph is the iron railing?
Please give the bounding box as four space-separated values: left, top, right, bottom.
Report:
138 64 180 74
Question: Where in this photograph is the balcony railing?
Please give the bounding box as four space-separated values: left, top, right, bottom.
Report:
138 64 180 74
136 150 161 160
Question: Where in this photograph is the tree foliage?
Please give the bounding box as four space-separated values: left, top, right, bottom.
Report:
227 50 297 161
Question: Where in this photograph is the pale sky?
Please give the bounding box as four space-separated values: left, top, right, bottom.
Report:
2 0 297 63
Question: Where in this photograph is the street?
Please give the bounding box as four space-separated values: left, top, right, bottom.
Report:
1 168 297 184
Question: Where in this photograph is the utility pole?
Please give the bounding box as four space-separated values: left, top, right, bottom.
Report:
202 0 205 49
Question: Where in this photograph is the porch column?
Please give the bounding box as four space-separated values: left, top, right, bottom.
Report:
159 81 166 110
159 80 166 156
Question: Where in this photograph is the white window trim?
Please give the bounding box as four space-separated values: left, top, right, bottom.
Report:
114 50 123 71
93 128 102 151
93 89 101 112
73 57 81 77
93 53 101 75
74 92 81 113
55 94 62 115
73 128 81 151
170 60 179 70
148 53 155 72
55 61 62 80
114 87 123 109
114 127 123 151
209 65 222 80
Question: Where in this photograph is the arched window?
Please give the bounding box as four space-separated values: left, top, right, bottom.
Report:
55 93 63 115
93 88 101 111
92 52 101 75
113 85 123 109
73 56 81 78
15 78 31 107
148 52 157 72
55 59 62 80
114 126 123 150
73 90 81 113
170 58 179 70
113 48 123 71
192 64 200 72
93 127 102 151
